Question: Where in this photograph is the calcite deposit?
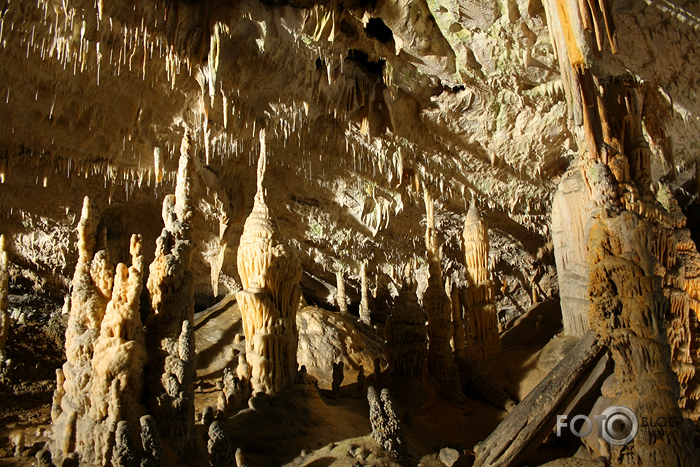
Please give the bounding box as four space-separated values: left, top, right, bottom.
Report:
0 0 697 465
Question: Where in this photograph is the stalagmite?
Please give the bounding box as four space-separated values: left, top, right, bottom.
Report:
236 129 302 394
0 235 9 359
447 279 466 359
52 196 115 463
463 203 501 360
384 277 428 380
140 415 163 467
146 130 197 455
359 261 370 324
422 186 460 390
88 234 147 465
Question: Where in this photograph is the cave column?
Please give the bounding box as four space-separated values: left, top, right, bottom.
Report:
359 261 370 325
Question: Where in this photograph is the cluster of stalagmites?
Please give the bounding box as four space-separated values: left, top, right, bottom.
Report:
367 386 407 463
51 132 196 465
236 138 302 394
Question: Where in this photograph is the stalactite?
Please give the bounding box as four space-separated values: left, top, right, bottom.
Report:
236 129 302 394
422 186 460 391
463 203 501 361
0 235 9 359
52 196 114 463
145 130 196 456
359 261 370 325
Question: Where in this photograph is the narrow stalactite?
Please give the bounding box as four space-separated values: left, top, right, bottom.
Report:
236 129 302 394
52 196 114 463
463 203 501 361
422 186 460 391
145 130 197 456
0 235 9 359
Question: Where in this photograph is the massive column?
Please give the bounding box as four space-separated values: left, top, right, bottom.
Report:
463 203 501 360
146 130 197 455
236 129 302 394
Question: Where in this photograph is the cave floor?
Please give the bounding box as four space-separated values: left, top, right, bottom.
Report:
0 296 599 466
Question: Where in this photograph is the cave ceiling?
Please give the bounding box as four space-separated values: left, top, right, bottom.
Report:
0 0 699 315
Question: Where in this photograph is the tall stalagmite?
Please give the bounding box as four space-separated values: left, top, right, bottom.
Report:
52 196 115 462
0 235 9 358
463 203 501 360
236 129 302 394
422 187 459 390
146 130 197 455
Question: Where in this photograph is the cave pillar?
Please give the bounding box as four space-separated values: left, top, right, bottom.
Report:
552 169 594 336
335 268 348 313
236 130 302 394
359 261 370 325
463 203 501 360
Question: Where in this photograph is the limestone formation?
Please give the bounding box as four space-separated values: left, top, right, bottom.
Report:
145 131 197 455
463 203 501 360
236 131 302 394
359 261 371 325
207 422 233 467
367 386 407 463
331 361 344 394
384 279 428 380
139 415 163 467
88 234 148 464
423 187 460 390
335 268 348 313
52 196 115 462
552 169 594 336
356 365 366 395
111 420 140 467
0 235 9 359
222 367 243 411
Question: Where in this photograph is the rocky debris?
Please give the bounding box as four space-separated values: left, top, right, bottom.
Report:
36 449 55 467
439 447 460 467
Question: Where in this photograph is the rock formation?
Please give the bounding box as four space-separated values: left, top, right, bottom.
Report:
422 187 460 390
52 196 115 462
552 169 594 336
139 415 163 467
335 268 348 314
367 386 407 463
236 130 302 394
145 131 197 456
0 235 9 359
384 278 428 380
463 203 501 360
207 422 233 467
359 261 370 325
